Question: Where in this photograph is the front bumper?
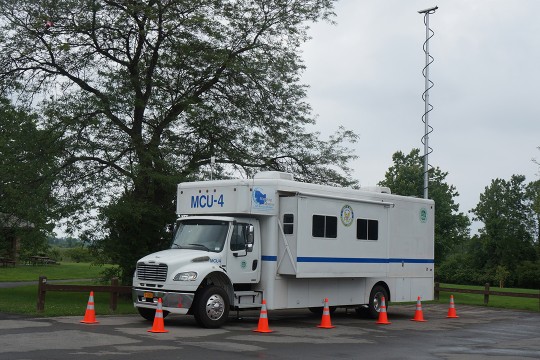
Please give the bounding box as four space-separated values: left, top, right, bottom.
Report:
132 288 194 315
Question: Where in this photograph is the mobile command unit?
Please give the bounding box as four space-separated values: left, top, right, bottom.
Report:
133 171 434 328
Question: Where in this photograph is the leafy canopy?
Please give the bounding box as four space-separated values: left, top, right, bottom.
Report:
0 0 358 281
0 97 61 256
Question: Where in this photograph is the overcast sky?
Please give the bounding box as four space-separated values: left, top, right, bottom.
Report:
301 0 540 225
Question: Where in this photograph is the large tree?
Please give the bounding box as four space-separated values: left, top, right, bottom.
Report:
0 0 358 281
0 97 60 257
378 149 470 263
471 175 537 273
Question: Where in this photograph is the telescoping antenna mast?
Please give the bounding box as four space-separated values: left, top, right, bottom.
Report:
418 6 437 199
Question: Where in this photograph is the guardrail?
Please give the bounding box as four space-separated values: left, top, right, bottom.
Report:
434 282 540 309
37 276 132 312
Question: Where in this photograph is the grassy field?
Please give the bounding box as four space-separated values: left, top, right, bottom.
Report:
1 263 538 316
436 283 540 312
0 282 137 316
0 262 136 316
0 262 110 282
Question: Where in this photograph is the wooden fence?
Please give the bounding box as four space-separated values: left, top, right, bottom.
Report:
37 276 132 312
35 277 539 312
434 282 540 310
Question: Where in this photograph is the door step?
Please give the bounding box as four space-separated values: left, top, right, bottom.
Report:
234 291 263 308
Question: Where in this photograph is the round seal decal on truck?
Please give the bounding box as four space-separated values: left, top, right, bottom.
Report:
420 207 428 223
340 205 354 226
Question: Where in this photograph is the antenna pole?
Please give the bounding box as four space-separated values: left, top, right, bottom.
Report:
418 6 438 199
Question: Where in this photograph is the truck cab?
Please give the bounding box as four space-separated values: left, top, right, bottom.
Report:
132 216 262 328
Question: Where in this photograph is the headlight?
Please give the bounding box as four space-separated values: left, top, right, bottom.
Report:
173 271 198 281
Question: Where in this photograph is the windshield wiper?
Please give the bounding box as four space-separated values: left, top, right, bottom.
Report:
171 243 182 249
187 243 211 252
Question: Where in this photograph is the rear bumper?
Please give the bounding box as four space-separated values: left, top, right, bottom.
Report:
132 288 194 315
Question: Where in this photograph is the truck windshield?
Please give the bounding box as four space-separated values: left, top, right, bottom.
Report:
171 219 229 253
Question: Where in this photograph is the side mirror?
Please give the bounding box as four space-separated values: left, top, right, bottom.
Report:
246 224 254 252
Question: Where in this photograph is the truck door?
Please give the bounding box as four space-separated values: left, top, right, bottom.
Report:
225 220 261 284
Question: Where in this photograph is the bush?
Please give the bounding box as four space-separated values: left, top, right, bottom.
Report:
516 261 540 288
65 247 93 263
436 253 477 284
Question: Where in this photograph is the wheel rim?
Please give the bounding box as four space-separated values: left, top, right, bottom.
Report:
205 294 225 320
373 291 385 312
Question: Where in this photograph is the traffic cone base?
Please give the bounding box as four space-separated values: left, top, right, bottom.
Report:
317 298 335 329
447 295 459 318
376 296 391 325
411 296 427 322
253 299 274 333
80 291 99 324
148 298 169 333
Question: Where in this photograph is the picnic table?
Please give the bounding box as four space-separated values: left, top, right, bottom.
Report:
28 256 57 266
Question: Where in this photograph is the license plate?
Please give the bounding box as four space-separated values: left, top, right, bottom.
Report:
144 292 154 299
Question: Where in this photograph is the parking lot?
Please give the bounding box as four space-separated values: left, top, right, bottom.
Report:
1 303 539 359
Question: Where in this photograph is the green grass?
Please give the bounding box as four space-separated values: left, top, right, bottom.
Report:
436 283 540 312
1 263 538 316
0 262 135 316
0 262 111 282
0 282 137 317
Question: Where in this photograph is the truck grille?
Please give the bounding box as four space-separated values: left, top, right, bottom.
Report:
136 263 168 282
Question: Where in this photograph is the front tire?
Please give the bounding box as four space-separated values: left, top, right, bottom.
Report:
193 286 230 328
367 285 389 319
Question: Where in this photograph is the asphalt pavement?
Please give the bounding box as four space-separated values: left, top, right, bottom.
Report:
1 303 539 359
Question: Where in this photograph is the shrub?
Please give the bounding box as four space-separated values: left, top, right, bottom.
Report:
65 247 93 263
516 261 540 289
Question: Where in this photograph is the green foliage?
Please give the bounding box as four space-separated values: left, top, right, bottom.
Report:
48 236 83 248
64 247 93 263
379 149 470 263
494 265 510 288
0 0 358 283
471 175 537 274
0 97 61 257
516 261 540 289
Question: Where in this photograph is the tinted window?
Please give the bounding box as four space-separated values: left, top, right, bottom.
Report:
357 219 378 240
312 215 325 237
357 219 368 240
283 214 294 235
312 215 337 238
326 216 337 238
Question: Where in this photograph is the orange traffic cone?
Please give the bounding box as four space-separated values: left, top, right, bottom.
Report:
80 291 99 324
411 296 427 322
317 298 335 329
447 295 459 318
253 299 273 333
148 298 169 333
376 296 391 325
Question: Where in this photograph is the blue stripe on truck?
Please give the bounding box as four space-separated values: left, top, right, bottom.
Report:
261 256 434 264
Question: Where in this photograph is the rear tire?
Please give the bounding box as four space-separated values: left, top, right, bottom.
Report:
367 285 389 319
193 286 230 328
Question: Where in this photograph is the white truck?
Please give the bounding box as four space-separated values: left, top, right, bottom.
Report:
132 171 434 328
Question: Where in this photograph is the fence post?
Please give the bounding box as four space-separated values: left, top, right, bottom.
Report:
434 282 439 301
37 276 47 312
109 277 119 311
484 283 490 305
